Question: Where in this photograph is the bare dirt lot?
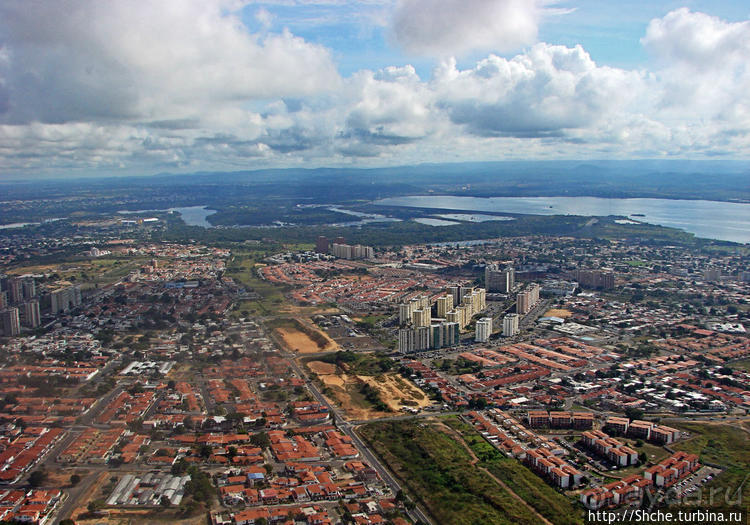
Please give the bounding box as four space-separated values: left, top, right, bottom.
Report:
358 374 431 411
307 361 432 420
74 509 207 525
275 320 339 354
543 308 573 318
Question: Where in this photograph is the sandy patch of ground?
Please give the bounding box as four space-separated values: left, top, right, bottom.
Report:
280 304 340 315
45 468 84 488
72 471 109 518
320 374 346 389
275 321 338 354
358 374 431 411
309 362 433 420
544 309 573 318
75 510 208 525
307 361 337 375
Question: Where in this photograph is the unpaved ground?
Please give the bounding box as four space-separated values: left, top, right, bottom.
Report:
543 309 573 318
276 326 338 353
72 471 109 519
74 509 207 525
308 361 432 420
280 304 340 315
357 374 431 411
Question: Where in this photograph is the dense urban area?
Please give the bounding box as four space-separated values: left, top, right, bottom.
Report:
0 198 747 525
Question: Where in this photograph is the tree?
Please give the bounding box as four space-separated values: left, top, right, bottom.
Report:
87 499 105 513
250 431 270 450
28 470 47 487
625 407 644 421
70 473 81 486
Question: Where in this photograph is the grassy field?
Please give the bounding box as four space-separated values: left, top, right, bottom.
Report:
672 422 750 508
727 358 750 372
443 417 584 525
359 419 546 525
224 249 287 316
8 256 149 290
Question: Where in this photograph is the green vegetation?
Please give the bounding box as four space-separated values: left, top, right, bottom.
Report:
359 420 543 525
161 211 704 250
208 204 360 226
224 248 286 316
443 417 583 525
358 382 389 412
355 314 387 329
727 358 750 372
28 470 47 487
183 466 214 504
433 356 482 376
672 422 750 508
315 351 394 376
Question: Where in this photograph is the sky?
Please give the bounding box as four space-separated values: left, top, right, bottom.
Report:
0 0 749 178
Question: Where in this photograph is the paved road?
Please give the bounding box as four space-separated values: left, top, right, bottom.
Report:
51 471 100 525
285 352 434 525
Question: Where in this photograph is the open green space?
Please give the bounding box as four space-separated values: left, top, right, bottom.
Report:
359 419 545 525
224 248 287 316
671 422 750 508
443 417 584 525
727 358 750 372
312 350 394 376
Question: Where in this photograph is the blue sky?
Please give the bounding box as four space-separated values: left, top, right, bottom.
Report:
0 0 749 177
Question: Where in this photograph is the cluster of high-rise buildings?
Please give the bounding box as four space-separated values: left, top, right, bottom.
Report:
0 276 41 336
0 276 83 336
397 285 487 353
440 285 487 330
315 236 373 260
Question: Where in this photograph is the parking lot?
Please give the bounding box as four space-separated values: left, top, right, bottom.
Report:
671 465 723 499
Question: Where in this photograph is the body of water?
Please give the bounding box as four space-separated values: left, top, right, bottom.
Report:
326 206 401 227
413 217 460 226
375 196 750 243
0 222 39 229
437 213 515 223
118 206 216 227
170 206 216 227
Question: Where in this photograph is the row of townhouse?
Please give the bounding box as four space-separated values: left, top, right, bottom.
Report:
605 417 680 444
0 427 65 484
216 503 333 525
0 489 64 525
580 475 652 510
582 430 639 467
526 410 594 429
524 447 583 489
643 451 700 487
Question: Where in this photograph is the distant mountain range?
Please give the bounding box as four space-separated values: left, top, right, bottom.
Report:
2 160 749 207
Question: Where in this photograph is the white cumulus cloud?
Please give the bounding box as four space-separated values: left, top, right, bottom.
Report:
392 0 542 57
0 0 341 125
